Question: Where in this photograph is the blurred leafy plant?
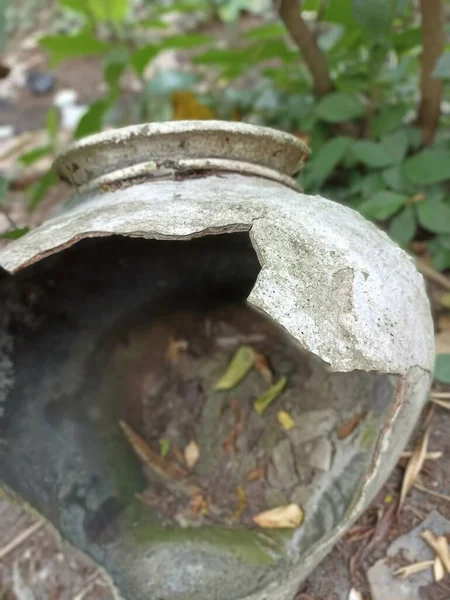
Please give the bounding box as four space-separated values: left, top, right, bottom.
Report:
3 0 450 274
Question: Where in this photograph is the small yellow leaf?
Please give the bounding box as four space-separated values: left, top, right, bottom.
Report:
231 486 247 521
167 337 188 364
254 377 287 415
215 346 255 390
184 440 200 469
384 494 394 504
172 91 215 120
277 410 295 431
434 556 445 581
253 504 303 529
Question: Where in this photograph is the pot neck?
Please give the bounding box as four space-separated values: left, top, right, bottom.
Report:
53 121 309 193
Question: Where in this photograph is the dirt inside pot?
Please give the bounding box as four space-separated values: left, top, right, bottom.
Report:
102 302 333 530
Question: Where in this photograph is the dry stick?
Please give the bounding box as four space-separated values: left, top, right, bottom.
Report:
431 392 450 400
73 571 105 600
416 258 450 291
421 530 450 573
0 520 43 561
413 483 450 503
431 398 450 410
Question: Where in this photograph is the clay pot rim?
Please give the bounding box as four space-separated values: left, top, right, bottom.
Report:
53 120 310 187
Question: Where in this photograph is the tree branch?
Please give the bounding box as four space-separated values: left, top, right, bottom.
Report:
276 0 334 97
416 0 444 146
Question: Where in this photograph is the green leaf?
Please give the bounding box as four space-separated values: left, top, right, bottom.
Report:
137 18 169 29
433 52 450 80
371 106 407 138
130 44 159 77
161 33 213 50
60 0 129 22
416 194 450 234
0 227 29 240
403 148 450 185
388 205 416 247
360 191 407 220
105 61 126 88
46 107 59 145
305 136 352 187
382 129 409 164
40 33 111 65
351 140 395 168
19 145 52 166
324 0 356 26
254 377 287 415
316 92 365 123
214 346 255 390
245 23 285 39
393 26 421 54
160 439 171 457
29 171 57 212
0 176 9 205
382 165 414 193
74 99 111 139
435 354 450 384
352 0 408 38
431 246 450 271
360 172 385 198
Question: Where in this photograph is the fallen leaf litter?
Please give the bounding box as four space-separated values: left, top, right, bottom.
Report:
119 307 371 529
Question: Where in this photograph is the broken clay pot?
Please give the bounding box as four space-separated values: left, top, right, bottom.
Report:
0 121 434 600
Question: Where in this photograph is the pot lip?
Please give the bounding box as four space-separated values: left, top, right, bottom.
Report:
53 120 310 187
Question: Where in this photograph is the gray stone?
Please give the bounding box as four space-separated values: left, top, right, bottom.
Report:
308 437 333 472
367 511 450 600
288 409 338 446
267 438 298 492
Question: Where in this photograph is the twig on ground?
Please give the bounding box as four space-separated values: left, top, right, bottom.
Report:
0 520 43 561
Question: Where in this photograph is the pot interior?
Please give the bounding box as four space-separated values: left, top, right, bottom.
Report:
0 233 396 598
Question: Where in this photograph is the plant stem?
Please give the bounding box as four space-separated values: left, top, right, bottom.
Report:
416 0 444 146
276 0 334 97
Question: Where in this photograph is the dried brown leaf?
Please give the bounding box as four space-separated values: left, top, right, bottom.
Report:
190 493 208 514
231 486 247 521
434 557 445 582
337 412 367 440
253 504 304 529
398 426 430 514
223 400 246 455
184 440 200 468
254 351 273 383
247 467 265 482
394 560 434 578
119 420 187 480
215 346 255 390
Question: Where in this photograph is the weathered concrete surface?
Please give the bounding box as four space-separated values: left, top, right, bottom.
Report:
0 173 434 375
